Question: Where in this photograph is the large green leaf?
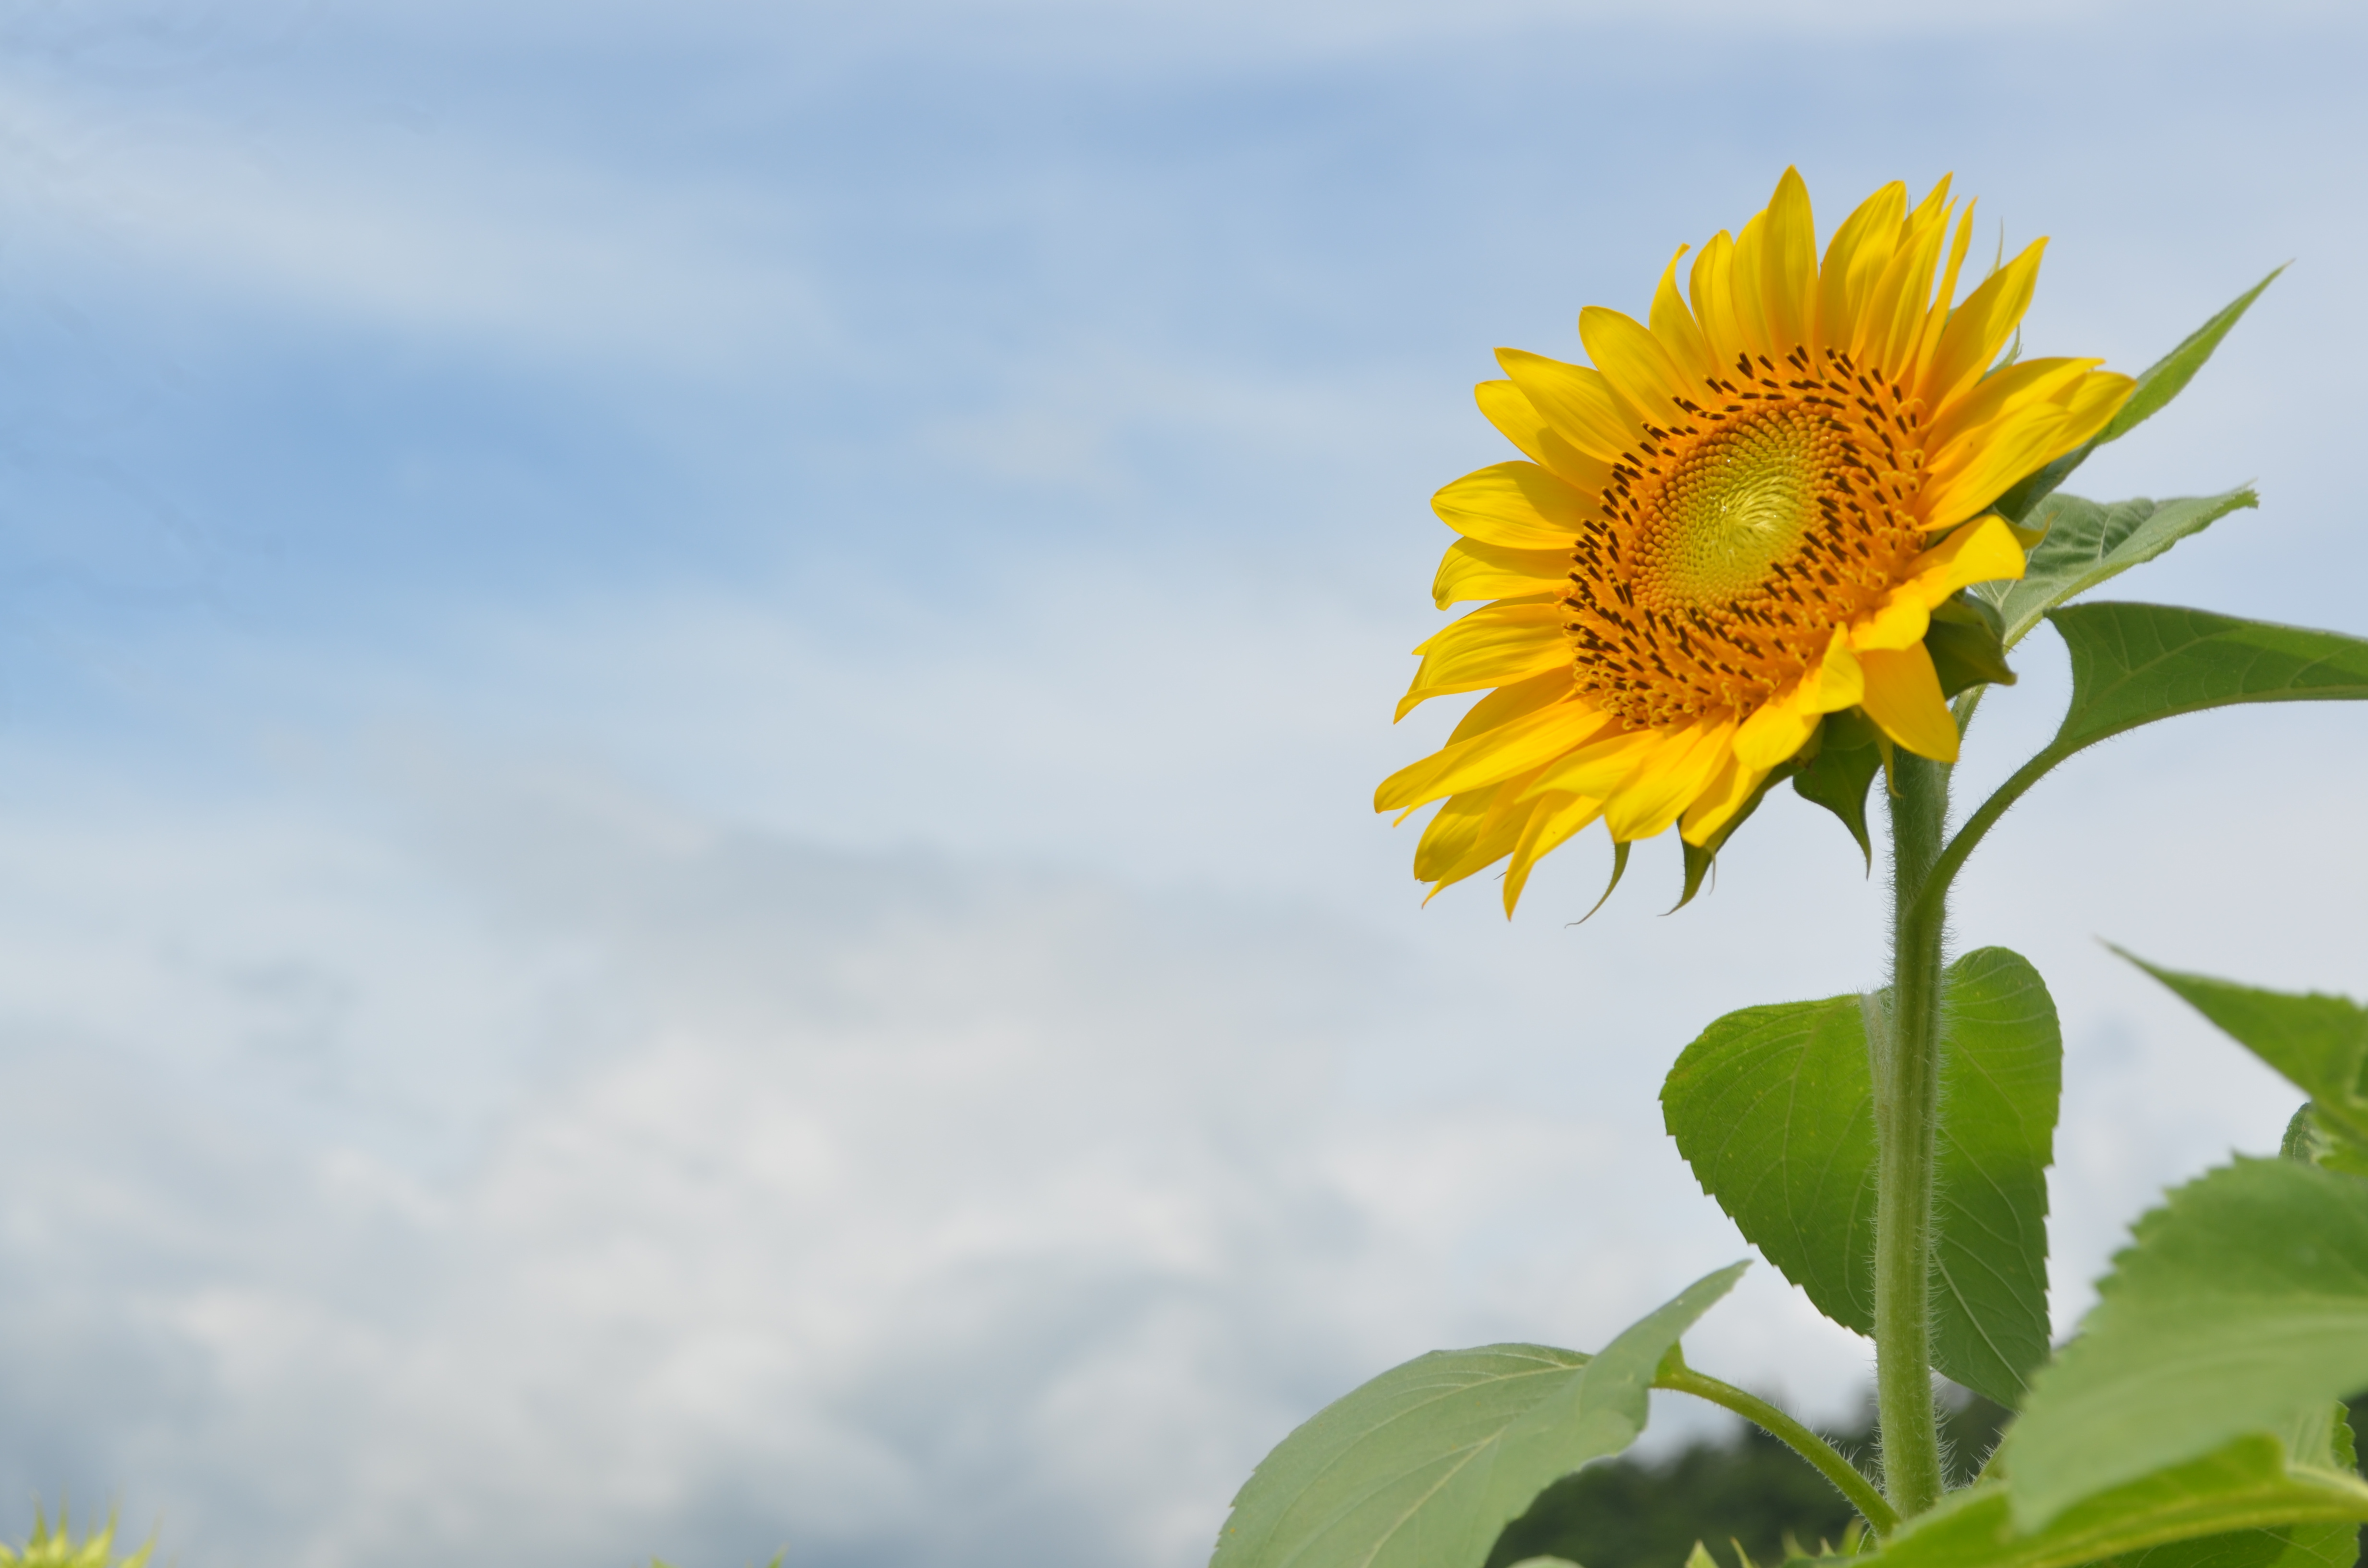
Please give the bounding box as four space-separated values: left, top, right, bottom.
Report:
2115 953 2368 1156
2119 1403 2362 1568
2003 1158 2368 1531
1834 1427 2368 1568
1939 606 2368 899
1661 949 2060 1409
2047 604 2368 753
1975 489 2257 648
1991 270 2280 522
1210 1264 1747 1568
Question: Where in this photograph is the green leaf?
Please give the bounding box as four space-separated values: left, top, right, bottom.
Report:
1660 950 2060 1409
1975 489 2258 648
1936 606 2368 909
2120 1404 2362 1568
1991 270 2280 522
2102 269 2285 445
2003 1158 2368 1531
2047 604 2368 755
1211 1264 1748 1568
1834 1430 2368 1568
1792 715 1884 868
2112 952 2368 1154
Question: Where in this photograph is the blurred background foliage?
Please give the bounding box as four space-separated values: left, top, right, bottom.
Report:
1491 1393 2368 1568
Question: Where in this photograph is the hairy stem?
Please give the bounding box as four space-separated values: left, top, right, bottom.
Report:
1655 1353 1901 1536
1872 748 1950 1518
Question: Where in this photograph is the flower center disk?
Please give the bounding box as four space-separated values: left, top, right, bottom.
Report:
1560 349 1933 731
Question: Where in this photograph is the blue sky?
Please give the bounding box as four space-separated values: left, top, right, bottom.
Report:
0 2 2362 1565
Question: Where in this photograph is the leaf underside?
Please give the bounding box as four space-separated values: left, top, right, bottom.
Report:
1660 949 2060 1409
1210 1264 1746 1568
2003 1158 2368 1531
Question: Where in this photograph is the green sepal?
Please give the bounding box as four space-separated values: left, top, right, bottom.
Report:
2003 1157 2368 1530
1661 949 2060 1409
1209 1263 1748 1568
1673 767 1793 910
1927 594 2017 698
1572 839 1632 926
1991 269 2281 522
1792 712 1884 868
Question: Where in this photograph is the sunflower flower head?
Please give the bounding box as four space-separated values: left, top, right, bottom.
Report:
1379 169 2134 915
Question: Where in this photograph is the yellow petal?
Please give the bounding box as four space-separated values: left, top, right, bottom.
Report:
1472 381 1617 495
1447 666 1579 746
1729 209 1776 360
1398 602 1567 719
1519 720 1663 801
1818 181 1906 347
1603 715 1736 842
1377 695 1612 813
1679 749 1772 846
1916 371 2134 531
1432 460 1597 551
1922 239 2048 411
1909 514 2026 596
1414 779 1524 885
1910 200 1979 386
1650 245 1714 382
1733 694 1818 772
1497 349 1640 462
1579 305 1695 426
1433 537 1576 608
1850 595 1931 652
1421 774 1556 900
1732 636 1863 769
1851 205 1947 375
1752 166 1817 354
1688 230 1746 373
1503 790 1607 915
1923 355 2099 455
1859 644 1959 762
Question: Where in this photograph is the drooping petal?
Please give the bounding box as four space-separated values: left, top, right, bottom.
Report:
1602 716 1737 842
1859 644 1960 762
1519 720 1665 801
1502 790 1607 915
1376 694 1610 814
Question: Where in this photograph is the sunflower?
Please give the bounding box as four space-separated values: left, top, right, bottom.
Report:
1378 169 2134 915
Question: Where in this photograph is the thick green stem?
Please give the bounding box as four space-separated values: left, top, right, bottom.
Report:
1655 1353 1901 1536
1872 748 1950 1518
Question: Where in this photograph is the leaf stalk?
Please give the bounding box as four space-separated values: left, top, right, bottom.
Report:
1654 1351 1901 1537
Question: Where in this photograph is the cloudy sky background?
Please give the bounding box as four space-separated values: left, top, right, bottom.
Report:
0 1 2362 1564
